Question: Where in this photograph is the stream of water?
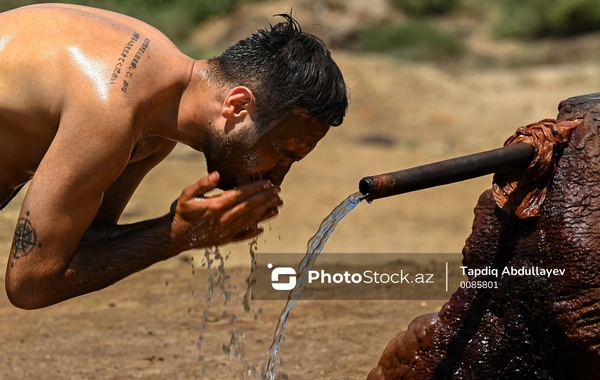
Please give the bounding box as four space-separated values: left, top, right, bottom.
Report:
263 191 365 380
192 191 364 379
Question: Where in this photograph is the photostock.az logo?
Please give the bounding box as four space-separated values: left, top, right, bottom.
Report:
268 263 296 291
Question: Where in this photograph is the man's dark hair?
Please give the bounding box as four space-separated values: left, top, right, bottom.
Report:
208 14 348 131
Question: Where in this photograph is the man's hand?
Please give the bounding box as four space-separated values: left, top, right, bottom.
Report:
170 171 283 249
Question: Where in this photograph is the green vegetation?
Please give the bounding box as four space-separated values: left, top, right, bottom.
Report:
5 0 600 64
388 0 600 41
494 0 600 39
354 0 600 64
355 21 466 62
353 0 465 62
389 0 458 16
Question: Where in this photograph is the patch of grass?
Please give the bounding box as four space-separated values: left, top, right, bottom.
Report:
355 21 466 62
390 0 459 17
0 0 38 12
177 42 220 60
495 0 600 39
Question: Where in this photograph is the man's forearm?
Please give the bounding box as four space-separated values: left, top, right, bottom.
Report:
22 214 184 308
66 214 182 297
7 176 281 309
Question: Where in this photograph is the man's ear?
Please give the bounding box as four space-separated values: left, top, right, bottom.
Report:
222 86 255 121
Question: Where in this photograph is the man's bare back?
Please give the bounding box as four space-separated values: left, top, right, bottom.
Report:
0 4 190 204
0 4 348 309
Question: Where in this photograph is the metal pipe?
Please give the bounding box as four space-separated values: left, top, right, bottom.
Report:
359 143 535 201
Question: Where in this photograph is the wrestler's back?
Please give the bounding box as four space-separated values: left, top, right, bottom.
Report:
0 4 189 195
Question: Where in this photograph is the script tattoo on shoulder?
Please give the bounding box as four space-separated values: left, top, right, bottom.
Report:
110 32 140 85
121 37 151 94
11 211 42 260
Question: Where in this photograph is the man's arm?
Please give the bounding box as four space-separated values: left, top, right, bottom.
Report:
5 118 281 309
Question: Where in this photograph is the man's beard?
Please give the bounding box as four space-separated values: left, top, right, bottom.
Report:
203 128 260 190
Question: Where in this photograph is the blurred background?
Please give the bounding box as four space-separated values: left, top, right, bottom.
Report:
2 1 600 379
6 0 600 65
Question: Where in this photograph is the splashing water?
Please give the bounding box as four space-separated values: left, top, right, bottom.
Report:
264 191 365 379
220 239 265 378
196 246 230 374
198 239 266 378
243 239 259 313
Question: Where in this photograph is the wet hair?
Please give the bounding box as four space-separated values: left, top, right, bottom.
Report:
208 13 348 132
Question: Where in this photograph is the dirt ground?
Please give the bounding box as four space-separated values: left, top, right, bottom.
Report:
3 6 600 380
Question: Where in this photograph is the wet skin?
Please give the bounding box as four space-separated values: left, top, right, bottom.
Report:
210 113 330 190
0 4 330 309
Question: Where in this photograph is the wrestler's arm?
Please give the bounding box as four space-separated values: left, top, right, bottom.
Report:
93 137 177 224
4 116 281 310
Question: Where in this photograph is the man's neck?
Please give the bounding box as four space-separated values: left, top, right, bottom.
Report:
169 60 218 151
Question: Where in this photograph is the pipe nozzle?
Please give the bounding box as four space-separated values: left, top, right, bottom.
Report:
359 143 535 202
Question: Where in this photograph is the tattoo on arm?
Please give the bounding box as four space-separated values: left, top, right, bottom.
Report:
11 211 42 260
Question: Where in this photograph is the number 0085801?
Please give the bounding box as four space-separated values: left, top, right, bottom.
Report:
459 281 498 289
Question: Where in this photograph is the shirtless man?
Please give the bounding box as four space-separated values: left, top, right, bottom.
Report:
0 4 348 309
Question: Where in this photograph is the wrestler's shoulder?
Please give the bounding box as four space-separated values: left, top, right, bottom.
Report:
0 3 192 124
2 4 170 39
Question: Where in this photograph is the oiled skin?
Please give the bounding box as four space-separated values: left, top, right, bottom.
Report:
0 4 330 309
368 94 600 379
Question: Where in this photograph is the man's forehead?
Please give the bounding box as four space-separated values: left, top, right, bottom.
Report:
275 111 330 136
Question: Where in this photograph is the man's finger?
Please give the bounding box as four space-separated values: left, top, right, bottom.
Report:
182 172 220 199
222 189 282 229
217 180 276 208
259 206 280 222
229 226 264 243
228 207 279 243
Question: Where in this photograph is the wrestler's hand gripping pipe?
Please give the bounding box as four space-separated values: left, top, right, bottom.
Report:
359 143 535 202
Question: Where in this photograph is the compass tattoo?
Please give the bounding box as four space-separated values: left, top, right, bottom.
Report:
11 211 42 259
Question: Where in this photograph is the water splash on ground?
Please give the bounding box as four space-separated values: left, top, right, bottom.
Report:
196 239 266 378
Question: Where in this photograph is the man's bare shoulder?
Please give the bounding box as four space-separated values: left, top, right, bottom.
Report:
0 4 195 190
0 4 193 125
0 3 176 46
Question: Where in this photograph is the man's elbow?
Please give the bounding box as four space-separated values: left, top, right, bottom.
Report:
5 272 54 310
